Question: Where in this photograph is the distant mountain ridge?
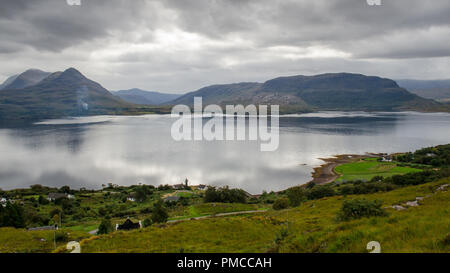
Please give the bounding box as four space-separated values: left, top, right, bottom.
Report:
397 79 450 102
1 69 448 123
0 69 51 90
170 73 445 113
112 88 181 105
0 68 138 121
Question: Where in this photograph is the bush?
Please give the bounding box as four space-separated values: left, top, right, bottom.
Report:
97 218 114 235
306 185 335 200
204 186 247 203
337 199 387 221
38 195 50 205
134 185 154 203
273 198 289 210
286 186 307 207
0 202 25 228
54 231 69 242
143 217 153 228
151 200 168 223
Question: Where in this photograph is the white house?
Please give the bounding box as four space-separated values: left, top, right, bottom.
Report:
0 197 7 207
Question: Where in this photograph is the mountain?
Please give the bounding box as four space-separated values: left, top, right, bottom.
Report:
0 68 137 121
170 73 444 113
396 79 450 103
112 88 181 105
0 69 51 90
0 74 19 90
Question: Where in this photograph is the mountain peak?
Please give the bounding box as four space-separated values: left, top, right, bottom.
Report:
59 67 87 81
0 69 51 90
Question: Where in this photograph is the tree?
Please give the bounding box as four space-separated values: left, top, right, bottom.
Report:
97 217 114 235
134 185 153 203
273 198 289 210
286 186 307 207
337 199 387 221
306 185 335 200
143 217 152 227
59 185 71 194
0 203 25 228
38 195 50 205
151 200 168 223
204 186 247 203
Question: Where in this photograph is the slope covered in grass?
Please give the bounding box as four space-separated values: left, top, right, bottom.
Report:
77 178 449 253
335 160 423 182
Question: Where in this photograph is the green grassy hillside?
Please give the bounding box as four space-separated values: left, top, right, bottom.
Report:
69 179 450 253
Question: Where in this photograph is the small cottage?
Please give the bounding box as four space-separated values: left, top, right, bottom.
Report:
116 219 141 231
47 193 74 201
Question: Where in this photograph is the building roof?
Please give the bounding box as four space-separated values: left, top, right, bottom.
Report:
117 219 140 230
28 225 57 231
164 196 180 202
48 193 68 199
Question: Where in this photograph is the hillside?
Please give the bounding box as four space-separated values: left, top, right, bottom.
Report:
77 180 450 253
112 88 181 105
0 68 163 122
169 73 445 113
397 79 450 103
1 178 448 253
0 69 51 90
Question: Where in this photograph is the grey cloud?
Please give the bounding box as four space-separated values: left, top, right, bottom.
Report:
1 0 450 91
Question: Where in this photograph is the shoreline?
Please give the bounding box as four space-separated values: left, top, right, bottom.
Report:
310 153 380 185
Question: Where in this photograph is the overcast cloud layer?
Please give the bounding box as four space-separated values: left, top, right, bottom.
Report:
1 0 450 93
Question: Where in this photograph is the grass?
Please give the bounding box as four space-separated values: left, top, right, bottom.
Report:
73 178 449 253
0 228 90 253
335 160 423 182
175 191 195 198
66 224 99 233
169 203 263 220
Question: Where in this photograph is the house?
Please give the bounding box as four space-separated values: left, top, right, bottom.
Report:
47 193 74 201
127 195 136 202
116 219 141 231
172 184 185 190
164 196 180 203
197 184 207 190
380 156 392 162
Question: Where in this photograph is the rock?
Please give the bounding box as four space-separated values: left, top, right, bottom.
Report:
437 184 449 191
392 205 406 211
416 197 424 201
405 200 419 207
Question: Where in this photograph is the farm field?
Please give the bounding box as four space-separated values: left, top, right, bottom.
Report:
335 160 423 182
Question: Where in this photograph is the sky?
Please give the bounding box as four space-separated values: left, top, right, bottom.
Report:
1 0 450 93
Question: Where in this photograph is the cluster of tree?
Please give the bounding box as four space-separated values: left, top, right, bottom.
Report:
394 144 450 167
133 185 155 203
0 202 25 228
204 186 247 203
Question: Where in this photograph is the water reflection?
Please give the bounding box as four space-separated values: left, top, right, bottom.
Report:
0 112 449 194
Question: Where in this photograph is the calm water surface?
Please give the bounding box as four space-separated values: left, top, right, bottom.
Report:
0 112 449 194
